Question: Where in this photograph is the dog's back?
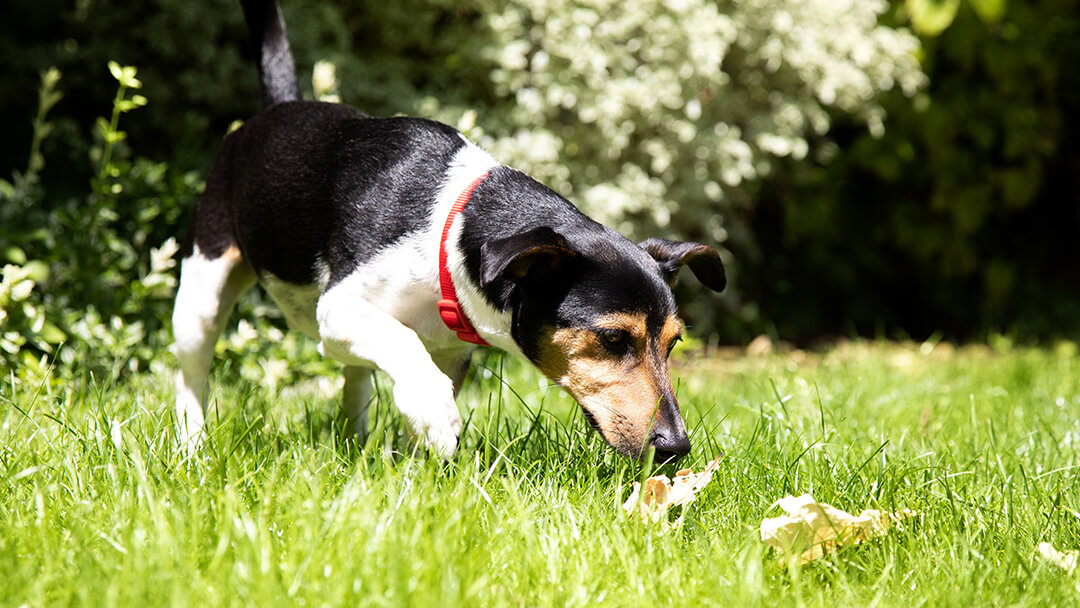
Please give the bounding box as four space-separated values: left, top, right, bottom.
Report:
209 102 470 286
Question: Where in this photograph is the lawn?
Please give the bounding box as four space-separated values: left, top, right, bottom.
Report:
3 340 1080 606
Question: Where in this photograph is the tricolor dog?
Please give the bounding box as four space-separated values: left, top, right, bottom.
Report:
172 0 727 463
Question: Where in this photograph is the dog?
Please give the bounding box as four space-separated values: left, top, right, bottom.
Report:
171 0 726 463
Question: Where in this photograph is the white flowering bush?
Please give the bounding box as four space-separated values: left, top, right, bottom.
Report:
470 0 924 247
0 1 930 382
0 264 54 357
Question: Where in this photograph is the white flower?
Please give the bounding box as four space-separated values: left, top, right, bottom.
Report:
259 357 289 391
150 237 179 274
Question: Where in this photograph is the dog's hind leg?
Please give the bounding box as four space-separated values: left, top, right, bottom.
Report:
341 365 374 443
171 244 256 454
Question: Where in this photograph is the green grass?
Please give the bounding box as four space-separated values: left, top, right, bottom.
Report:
3 341 1080 606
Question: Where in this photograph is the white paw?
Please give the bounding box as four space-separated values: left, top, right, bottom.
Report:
174 378 208 458
393 376 461 459
421 416 461 459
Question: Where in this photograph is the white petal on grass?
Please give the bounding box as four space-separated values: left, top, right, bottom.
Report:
622 455 722 530
1037 542 1078 572
760 494 915 563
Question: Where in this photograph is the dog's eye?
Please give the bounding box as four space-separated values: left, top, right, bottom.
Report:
596 328 629 353
667 334 683 356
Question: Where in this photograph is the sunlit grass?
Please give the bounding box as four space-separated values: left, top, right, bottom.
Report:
3 341 1080 606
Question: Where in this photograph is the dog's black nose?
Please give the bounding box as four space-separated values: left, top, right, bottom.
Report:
650 430 691 464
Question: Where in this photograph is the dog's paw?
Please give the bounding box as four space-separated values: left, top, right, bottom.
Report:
174 384 208 459
392 376 461 459
174 411 207 458
418 417 461 459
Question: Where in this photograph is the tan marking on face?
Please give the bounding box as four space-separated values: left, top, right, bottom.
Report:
535 312 684 456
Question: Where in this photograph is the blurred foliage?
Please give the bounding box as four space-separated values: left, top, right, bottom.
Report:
0 0 1076 385
746 0 1080 342
906 0 1007 36
0 0 258 177
1 65 195 383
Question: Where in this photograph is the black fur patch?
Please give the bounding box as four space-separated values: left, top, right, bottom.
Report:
188 101 466 282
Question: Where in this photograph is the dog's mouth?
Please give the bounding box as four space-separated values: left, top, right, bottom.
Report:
579 406 603 434
578 404 650 459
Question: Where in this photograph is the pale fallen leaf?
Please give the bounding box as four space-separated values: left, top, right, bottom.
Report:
760 494 914 563
622 455 723 530
1037 542 1078 572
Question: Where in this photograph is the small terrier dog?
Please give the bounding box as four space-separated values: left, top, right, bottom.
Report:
172 0 726 462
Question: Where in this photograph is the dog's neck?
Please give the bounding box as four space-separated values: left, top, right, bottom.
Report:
437 170 492 346
435 140 522 356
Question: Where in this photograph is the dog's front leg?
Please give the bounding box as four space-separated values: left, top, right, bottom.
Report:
316 292 461 458
431 350 473 396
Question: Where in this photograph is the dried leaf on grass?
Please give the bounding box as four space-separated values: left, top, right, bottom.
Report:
760 494 915 563
1037 542 1078 572
622 455 723 530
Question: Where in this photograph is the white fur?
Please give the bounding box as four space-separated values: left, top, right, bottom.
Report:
440 138 524 357
341 365 373 438
257 139 512 351
316 289 461 456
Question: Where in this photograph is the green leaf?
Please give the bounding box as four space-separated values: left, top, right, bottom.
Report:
907 0 961 36
107 61 142 88
38 321 66 345
23 260 49 282
121 66 141 88
3 247 27 265
42 67 61 89
969 0 1006 24
95 117 112 139
44 90 63 109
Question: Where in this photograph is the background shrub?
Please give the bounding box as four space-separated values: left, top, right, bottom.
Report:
0 0 1076 384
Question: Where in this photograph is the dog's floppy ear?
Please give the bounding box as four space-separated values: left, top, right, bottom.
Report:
639 238 726 292
480 226 580 288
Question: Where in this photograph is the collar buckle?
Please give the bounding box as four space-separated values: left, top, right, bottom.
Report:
437 298 487 345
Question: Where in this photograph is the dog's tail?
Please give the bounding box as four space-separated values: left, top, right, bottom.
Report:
240 0 302 108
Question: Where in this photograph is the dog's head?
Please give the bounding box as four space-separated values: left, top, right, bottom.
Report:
480 225 726 463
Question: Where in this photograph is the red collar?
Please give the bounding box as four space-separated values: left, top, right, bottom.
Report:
437 171 491 346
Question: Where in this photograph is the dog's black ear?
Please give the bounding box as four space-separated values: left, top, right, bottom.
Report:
480 227 580 288
639 238 726 292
